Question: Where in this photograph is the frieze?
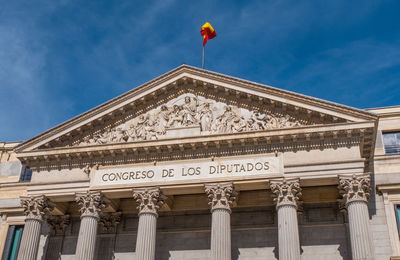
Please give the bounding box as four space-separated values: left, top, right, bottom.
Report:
74 94 305 146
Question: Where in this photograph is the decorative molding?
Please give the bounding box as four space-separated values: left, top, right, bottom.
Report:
75 191 109 219
133 187 166 217
338 174 371 205
270 178 302 209
73 94 306 147
47 215 70 235
20 195 52 221
204 182 237 213
99 212 122 233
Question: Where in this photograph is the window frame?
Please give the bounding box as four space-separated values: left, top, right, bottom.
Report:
382 131 400 155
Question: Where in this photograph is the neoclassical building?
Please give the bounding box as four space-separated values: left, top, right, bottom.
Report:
1 65 400 260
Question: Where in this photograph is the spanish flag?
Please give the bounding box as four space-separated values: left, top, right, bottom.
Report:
201 22 216 46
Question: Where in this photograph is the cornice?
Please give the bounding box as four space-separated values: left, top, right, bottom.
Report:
15 65 378 153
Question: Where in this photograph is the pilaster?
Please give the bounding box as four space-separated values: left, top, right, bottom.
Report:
45 215 70 260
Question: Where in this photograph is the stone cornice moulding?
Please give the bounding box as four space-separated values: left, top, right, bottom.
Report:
15 65 377 153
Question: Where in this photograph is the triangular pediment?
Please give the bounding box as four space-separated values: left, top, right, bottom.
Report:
15 65 377 153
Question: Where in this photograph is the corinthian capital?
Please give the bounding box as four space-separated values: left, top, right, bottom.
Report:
133 188 166 217
75 191 109 219
21 195 52 221
99 212 122 233
270 178 302 209
338 174 371 205
204 182 237 213
47 215 70 235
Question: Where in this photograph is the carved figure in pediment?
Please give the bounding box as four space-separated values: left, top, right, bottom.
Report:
155 105 169 135
248 112 268 130
278 115 301 128
145 115 158 140
134 114 148 140
182 96 199 126
230 116 247 133
114 127 127 142
166 105 179 127
199 102 213 131
214 106 246 134
95 129 112 144
72 94 309 147
214 106 234 133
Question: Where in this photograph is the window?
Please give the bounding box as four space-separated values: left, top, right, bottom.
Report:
19 166 32 182
382 132 400 155
395 205 400 239
2 226 24 260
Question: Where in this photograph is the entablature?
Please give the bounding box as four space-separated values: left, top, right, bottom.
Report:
16 121 375 172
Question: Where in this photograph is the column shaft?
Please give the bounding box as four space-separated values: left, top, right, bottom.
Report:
75 216 99 260
75 191 108 260
135 213 157 260
132 188 165 260
270 178 302 260
338 174 373 260
17 219 42 260
277 205 301 260
211 209 231 260
347 201 373 260
205 182 236 260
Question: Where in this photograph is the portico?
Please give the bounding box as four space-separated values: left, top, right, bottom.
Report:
13 65 378 259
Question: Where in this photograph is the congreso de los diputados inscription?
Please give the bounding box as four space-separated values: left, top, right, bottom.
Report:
1 65 400 260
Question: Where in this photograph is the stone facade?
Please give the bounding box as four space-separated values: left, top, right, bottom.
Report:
0 65 399 259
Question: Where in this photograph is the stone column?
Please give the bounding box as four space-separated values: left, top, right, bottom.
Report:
133 188 165 260
270 178 302 260
338 174 373 260
205 182 237 260
45 215 70 260
75 191 108 260
17 195 51 260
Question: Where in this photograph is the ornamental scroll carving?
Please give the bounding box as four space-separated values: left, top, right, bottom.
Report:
75 191 109 219
204 182 237 213
21 195 52 221
99 212 121 233
133 188 166 217
76 95 304 146
47 215 70 235
270 179 302 209
338 174 371 205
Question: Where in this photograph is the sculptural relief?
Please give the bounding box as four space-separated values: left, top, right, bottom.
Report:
75 94 305 146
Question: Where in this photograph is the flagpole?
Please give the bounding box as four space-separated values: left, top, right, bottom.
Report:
202 46 205 69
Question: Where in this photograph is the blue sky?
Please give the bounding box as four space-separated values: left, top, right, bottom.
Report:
1 0 400 141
